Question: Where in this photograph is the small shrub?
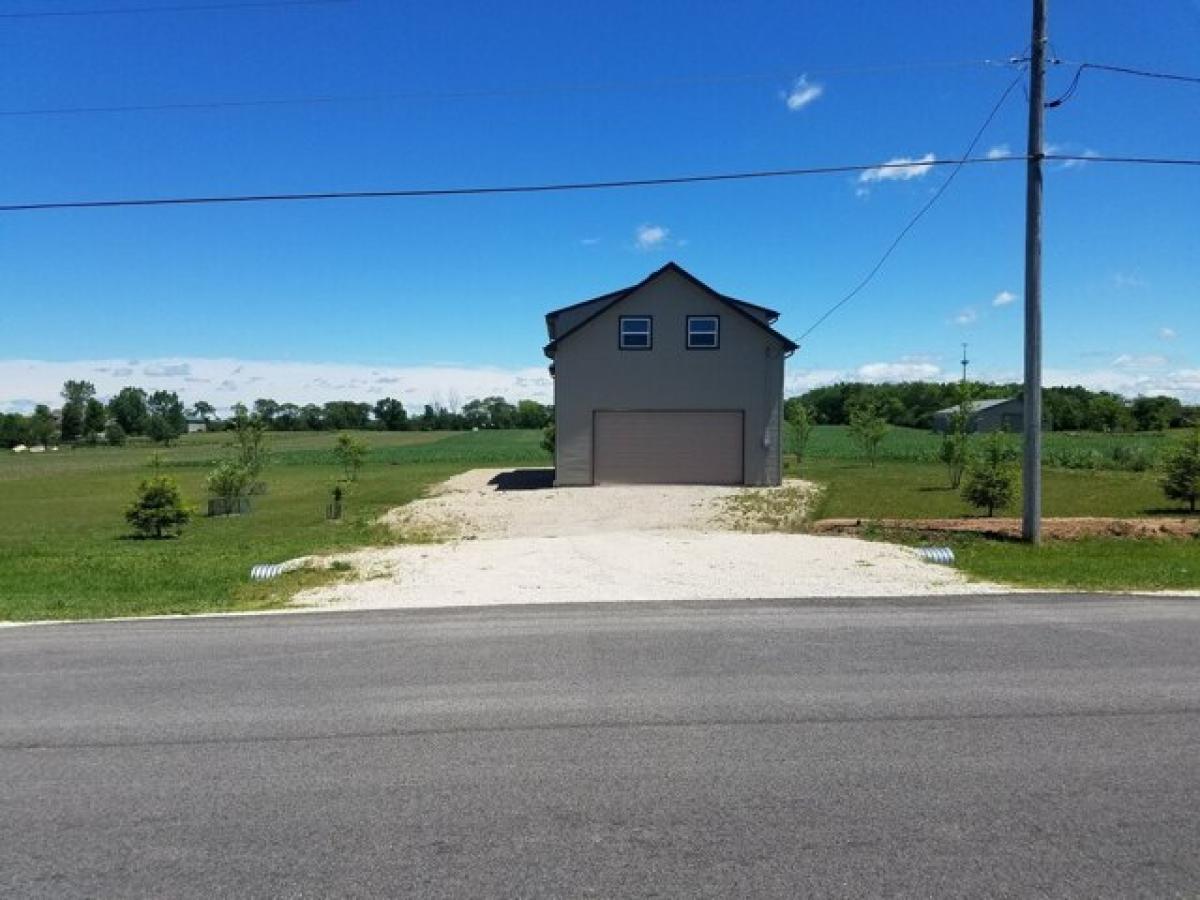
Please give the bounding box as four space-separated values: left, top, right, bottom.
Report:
333 432 369 481
961 431 1019 517
206 459 252 501
126 474 192 539
541 422 556 456
105 422 127 446
1161 425 1200 512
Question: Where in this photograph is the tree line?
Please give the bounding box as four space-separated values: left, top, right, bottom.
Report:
787 381 1196 432
0 380 553 448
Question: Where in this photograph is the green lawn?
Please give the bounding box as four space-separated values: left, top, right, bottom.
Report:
0 429 549 621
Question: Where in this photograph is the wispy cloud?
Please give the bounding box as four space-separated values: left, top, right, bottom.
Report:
1112 272 1147 289
1113 353 1169 369
579 237 601 246
782 75 823 111
992 290 1018 307
953 307 979 326
858 153 936 186
1045 142 1099 170
634 223 670 250
986 144 1011 160
1159 327 1178 341
856 361 942 381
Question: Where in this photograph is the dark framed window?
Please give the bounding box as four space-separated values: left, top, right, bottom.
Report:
687 315 720 349
619 316 652 350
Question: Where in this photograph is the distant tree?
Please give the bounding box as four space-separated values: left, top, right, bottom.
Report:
190 400 216 426
125 473 192 539
373 397 408 431
961 430 1019 516
105 421 127 446
61 380 96 406
59 402 84 443
83 397 107 439
847 398 889 466
253 398 281 427
108 387 148 435
1132 395 1184 432
274 403 301 431
1160 425 1200 512
28 404 57 446
146 390 187 445
784 401 815 466
299 404 324 431
323 401 371 430
333 432 369 481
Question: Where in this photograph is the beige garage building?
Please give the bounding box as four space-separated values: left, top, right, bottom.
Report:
544 263 798 486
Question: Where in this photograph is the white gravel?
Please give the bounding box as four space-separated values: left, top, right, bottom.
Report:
296 468 1001 611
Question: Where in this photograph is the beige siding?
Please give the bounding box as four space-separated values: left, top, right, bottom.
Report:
593 411 743 484
553 268 786 486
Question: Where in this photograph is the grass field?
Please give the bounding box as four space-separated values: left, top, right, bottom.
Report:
0 429 549 621
2 425 1195 621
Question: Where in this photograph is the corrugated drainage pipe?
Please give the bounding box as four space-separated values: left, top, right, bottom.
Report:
915 546 956 566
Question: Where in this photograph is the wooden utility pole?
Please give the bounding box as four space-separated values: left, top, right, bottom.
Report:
1022 0 1047 544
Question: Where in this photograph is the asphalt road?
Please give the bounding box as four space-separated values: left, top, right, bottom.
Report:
3 595 1199 898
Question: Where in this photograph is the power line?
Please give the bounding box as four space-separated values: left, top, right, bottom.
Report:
795 69 1027 343
1047 61 1200 107
0 59 1009 119
0 157 1020 213
0 0 351 18
2 152 1196 214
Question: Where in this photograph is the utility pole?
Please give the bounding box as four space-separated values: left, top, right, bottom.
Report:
1022 0 1047 544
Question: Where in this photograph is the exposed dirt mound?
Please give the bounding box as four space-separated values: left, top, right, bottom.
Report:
811 517 1200 541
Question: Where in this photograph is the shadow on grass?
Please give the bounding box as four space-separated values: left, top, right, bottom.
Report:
1141 507 1199 517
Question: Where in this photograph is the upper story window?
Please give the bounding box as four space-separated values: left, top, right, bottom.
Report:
687 315 720 349
619 316 652 350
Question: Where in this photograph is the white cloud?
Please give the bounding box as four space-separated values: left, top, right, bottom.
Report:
1043 366 1200 401
1045 142 1098 170
634 223 670 250
858 153 936 186
1159 327 1178 341
782 75 823 111
1112 272 1147 289
856 361 942 382
986 144 1011 160
953 307 978 326
579 237 601 246
1113 353 1169 369
992 290 1017 307
0 358 554 414
143 362 192 378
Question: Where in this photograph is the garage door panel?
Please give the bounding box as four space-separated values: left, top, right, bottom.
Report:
593 411 743 484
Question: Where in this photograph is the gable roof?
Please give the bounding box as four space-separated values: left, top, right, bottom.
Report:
543 262 798 358
933 397 1020 416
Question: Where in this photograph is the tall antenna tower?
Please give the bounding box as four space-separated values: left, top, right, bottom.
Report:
961 342 969 384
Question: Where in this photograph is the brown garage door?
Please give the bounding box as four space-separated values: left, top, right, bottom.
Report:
593 411 744 485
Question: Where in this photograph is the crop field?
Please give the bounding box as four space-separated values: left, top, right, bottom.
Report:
787 424 1190 472
0 429 549 621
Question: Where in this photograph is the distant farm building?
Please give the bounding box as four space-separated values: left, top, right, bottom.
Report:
931 397 1023 434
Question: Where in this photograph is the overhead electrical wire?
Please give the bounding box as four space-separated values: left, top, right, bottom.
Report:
0 0 351 18
795 69 1027 343
1047 60 1200 107
0 59 1010 119
2 153 1197 214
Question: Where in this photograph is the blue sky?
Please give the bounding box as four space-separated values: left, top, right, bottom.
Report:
1 0 1198 410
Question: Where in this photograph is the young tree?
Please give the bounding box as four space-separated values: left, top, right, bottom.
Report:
961 430 1019 517
938 386 974 488
146 390 188 445
105 421 127 446
205 459 252 503
1160 425 1200 512
108 387 148 435
126 473 192 539
784 401 815 466
373 397 408 431
847 398 889 466
28 404 57 446
333 432 369 481
230 409 270 481
59 402 84 443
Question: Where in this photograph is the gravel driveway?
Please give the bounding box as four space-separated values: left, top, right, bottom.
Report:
296 468 999 610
